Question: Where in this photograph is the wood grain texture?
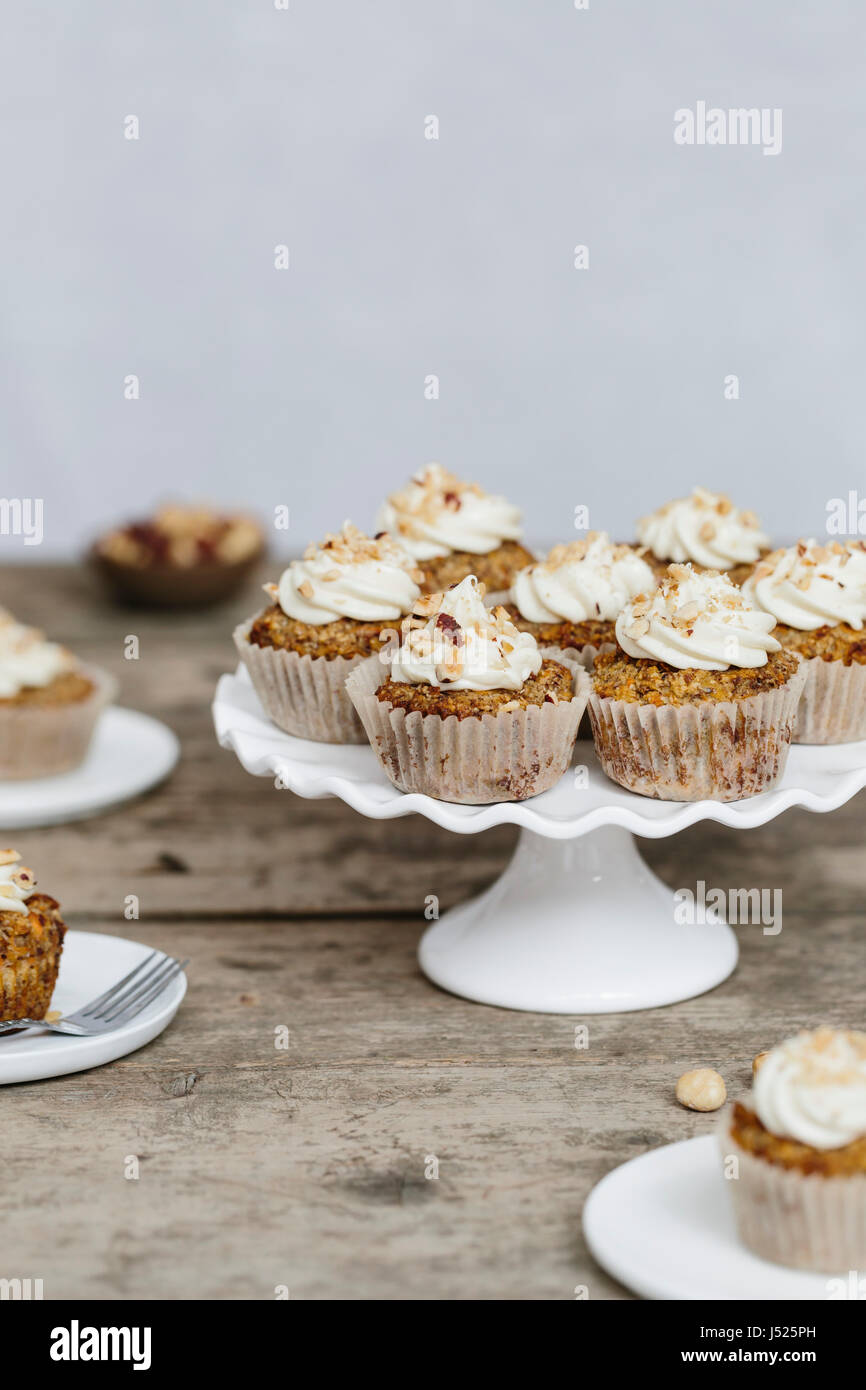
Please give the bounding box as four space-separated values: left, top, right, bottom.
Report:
0 565 863 1300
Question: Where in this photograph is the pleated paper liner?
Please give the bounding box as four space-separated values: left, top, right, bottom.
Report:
588 660 807 803
794 655 866 744
719 1117 866 1274
234 620 371 744
0 665 117 779
346 646 590 804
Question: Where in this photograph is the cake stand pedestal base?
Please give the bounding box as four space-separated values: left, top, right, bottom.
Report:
418 825 738 1014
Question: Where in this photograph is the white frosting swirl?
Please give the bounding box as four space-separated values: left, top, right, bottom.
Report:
389 575 541 691
754 1028 866 1150
378 464 522 561
0 610 74 698
743 540 866 631
0 851 36 916
273 524 421 625
511 533 655 623
615 564 780 670
637 488 769 569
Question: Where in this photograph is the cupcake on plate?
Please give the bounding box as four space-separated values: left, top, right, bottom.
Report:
743 540 866 744
235 523 423 743
506 532 656 669
378 464 533 594
0 849 66 1021
588 564 806 801
636 488 770 585
722 1028 866 1272
0 610 116 779
346 575 590 803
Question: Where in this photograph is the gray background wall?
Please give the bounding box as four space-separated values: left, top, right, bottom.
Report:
2 0 863 558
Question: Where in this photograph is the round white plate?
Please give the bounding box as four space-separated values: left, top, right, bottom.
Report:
0 707 179 828
213 667 866 839
0 930 187 1085
583 1135 840 1300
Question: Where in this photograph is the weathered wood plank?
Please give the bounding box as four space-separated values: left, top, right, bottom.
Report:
2 912 862 1301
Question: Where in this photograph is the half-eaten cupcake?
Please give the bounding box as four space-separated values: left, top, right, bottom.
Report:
378 464 533 594
346 575 590 803
235 523 423 743
588 564 806 801
0 849 66 1021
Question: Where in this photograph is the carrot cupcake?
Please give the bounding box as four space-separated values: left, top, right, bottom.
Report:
722 1028 866 1272
345 575 590 803
743 540 866 744
588 564 805 801
0 610 116 779
377 464 533 594
636 488 770 585
0 850 66 1021
506 532 655 667
235 523 423 743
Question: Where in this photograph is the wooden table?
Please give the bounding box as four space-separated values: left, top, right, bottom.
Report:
2 564 863 1300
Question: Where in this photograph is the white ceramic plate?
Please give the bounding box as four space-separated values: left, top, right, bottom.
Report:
583 1135 839 1300
0 930 187 1085
0 707 179 828
213 666 866 838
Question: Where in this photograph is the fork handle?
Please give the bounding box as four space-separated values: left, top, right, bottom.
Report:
0 1019 88 1036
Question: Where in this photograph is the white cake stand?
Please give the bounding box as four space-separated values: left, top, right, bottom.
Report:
213 666 866 1015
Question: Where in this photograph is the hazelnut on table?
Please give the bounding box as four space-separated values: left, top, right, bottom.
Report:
676 1068 727 1112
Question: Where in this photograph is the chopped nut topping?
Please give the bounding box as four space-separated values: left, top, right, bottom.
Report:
675 600 701 622
412 594 441 618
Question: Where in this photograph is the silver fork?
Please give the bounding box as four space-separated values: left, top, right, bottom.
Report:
0 950 188 1036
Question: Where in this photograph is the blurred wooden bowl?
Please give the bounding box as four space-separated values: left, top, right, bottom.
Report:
90 545 266 609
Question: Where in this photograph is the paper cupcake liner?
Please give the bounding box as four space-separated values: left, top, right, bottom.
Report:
793 656 866 744
345 647 591 804
235 620 371 744
720 1120 866 1273
558 643 614 740
587 661 806 802
0 665 116 779
563 641 615 673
